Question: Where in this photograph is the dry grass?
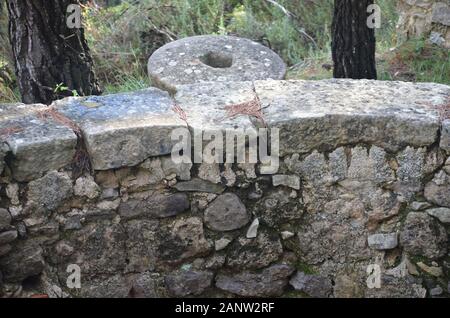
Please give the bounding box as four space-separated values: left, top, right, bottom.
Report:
224 91 266 125
172 103 188 123
0 126 23 139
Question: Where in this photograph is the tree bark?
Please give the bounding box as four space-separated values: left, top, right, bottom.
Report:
6 0 101 104
332 0 377 79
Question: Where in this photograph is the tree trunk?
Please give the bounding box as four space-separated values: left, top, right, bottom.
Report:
332 0 377 79
6 0 101 104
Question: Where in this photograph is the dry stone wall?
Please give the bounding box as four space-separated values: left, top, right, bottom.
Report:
0 79 449 298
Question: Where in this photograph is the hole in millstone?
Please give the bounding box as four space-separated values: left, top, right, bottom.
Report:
199 51 233 68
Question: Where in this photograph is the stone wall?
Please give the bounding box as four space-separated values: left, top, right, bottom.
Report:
397 0 450 48
0 79 449 298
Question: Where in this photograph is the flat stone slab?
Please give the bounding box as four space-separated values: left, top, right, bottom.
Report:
0 103 77 181
54 88 187 170
148 35 286 93
255 79 449 155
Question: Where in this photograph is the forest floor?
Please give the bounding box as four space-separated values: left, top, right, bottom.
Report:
0 0 449 103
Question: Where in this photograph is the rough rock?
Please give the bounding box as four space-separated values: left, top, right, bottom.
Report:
157 217 211 263
0 103 77 181
416 262 443 277
27 171 73 211
272 175 300 190
400 212 447 259
289 272 333 298
432 2 450 26
119 192 189 220
227 230 283 269
124 220 159 273
54 89 186 170
426 207 450 223
0 241 44 282
410 201 432 211
160 156 192 181
255 80 446 155
74 175 100 199
204 193 249 231
215 264 294 297
424 170 450 207
78 275 130 298
246 218 259 239
0 230 18 245
441 120 450 154
0 142 8 175
367 233 398 250
165 271 213 297
148 35 286 93
0 208 12 230
173 178 225 194
215 238 232 251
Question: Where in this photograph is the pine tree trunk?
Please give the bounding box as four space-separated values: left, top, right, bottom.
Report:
332 0 377 79
6 0 101 104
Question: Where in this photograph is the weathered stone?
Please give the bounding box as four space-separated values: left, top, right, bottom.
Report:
74 175 100 199
333 274 364 298
6 183 20 205
0 208 12 231
198 163 221 184
0 103 77 181
0 142 8 175
149 35 286 93
366 274 427 298
281 231 294 240
160 156 192 181
0 241 44 282
441 120 450 154
400 212 447 259
0 244 12 257
289 272 333 298
347 146 394 185
165 270 213 297
367 233 398 250
119 192 189 220
410 201 432 211
157 217 211 263
426 207 450 223
130 272 165 298
255 80 446 155
173 178 225 194
272 175 300 190
54 89 186 170
246 218 259 239
432 2 450 26
204 193 249 232
416 262 443 277
215 238 232 251
27 171 73 211
430 285 443 296
424 170 450 207
78 275 130 298
227 229 283 270
215 264 294 297
125 220 159 273
0 230 18 245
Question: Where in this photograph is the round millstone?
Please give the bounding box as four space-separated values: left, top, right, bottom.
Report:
148 35 286 93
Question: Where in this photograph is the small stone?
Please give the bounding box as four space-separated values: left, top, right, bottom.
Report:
204 193 249 232
416 262 443 277
410 201 432 211
198 163 221 184
426 207 450 223
215 238 231 251
0 244 12 257
0 230 18 245
215 264 294 297
289 272 333 298
74 175 101 199
0 242 45 282
246 218 259 239
430 286 443 296
400 212 447 259
6 183 20 205
272 175 300 190
55 241 75 257
165 271 213 297
281 231 295 240
27 171 73 211
100 188 119 200
161 156 192 181
424 171 450 208
0 208 12 230
367 233 398 250
173 178 225 194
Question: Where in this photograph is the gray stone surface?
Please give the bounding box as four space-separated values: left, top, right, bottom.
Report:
119 192 189 220
441 120 450 154
0 208 12 231
289 272 333 298
204 193 249 231
165 271 213 297
272 175 300 190
426 207 450 223
27 171 73 211
255 79 447 155
0 230 18 245
74 175 100 199
424 170 450 207
54 89 187 170
215 264 294 297
0 241 44 282
367 233 398 250
173 178 225 194
0 142 8 175
400 212 447 259
148 35 286 93
432 2 450 26
0 103 77 181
